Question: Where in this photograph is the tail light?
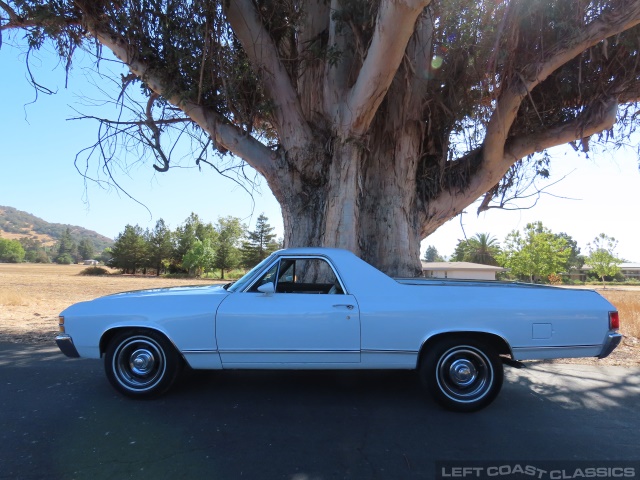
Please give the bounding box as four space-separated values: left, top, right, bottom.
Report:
609 311 620 330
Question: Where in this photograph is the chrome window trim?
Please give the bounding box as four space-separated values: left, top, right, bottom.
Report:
241 254 348 295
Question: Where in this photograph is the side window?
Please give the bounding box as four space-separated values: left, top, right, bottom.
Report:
277 258 343 294
250 258 344 294
248 262 279 292
278 260 295 282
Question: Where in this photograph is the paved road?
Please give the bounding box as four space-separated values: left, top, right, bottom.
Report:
1 342 639 480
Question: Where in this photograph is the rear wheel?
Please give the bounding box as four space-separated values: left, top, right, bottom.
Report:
104 330 181 398
420 338 503 412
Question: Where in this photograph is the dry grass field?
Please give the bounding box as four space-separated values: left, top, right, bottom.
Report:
1 263 638 366
0 263 218 343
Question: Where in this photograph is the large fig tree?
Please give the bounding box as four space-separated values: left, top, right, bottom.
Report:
2 0 639 275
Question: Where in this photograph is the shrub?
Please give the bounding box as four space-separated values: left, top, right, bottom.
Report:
56 253 75 265
79 266 110 276
0 238 26 263
547 273 563 285
201 268 247 280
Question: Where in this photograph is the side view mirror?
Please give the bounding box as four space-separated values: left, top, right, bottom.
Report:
257 283 275 295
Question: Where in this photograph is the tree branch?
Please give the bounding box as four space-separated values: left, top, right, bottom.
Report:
479 172 579 213
618 91 640 104
406 7 434 105
84 23 278 180
324 0 356 120
424 3 640 237
340 0 431 136
324 0 354 118
422 97 619 237
297 0 330 120
68 115 193 127
0 0 19 24
0 1 80 31
507 98 619 161
224 0 313 151
483 2 640 164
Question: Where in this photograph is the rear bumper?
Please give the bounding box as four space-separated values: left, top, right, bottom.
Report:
56 334 80 358
597 332 623 359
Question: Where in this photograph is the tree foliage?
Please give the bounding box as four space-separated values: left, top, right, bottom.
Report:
241 213 279 268
0 237 26 263
498 222 571 282
182 238 216 276
451 234 501 265
56 253 75 265
2 0 639 275
587 233 622 286
174 213 205 263
109 224 148 274
78 238 95 261
554 232 585 271
103 213 273 277
423 245 444 263
55 228 78 263
19 236 50 263
214 216 246 279
147 219 174 275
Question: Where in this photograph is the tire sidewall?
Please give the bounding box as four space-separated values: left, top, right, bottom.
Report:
104 329 181 399
420 338 504 412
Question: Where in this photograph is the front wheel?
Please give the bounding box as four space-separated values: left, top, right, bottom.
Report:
420 338 503 412
104 330 181 398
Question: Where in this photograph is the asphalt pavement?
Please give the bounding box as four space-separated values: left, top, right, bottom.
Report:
1 342 639 480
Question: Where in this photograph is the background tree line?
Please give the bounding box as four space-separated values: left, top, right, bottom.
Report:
107 213 281 278
0 228 100 264
423 222 624 284
1 212 624 286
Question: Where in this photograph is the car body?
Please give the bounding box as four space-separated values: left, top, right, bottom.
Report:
56 247 621 411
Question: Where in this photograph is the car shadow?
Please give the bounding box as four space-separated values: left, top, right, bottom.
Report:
505 362 640 413
176 368 426 407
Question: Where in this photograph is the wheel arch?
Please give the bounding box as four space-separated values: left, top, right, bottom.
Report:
417 331 512 368
100 326 183 362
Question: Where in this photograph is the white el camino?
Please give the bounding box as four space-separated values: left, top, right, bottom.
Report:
56 247 621 412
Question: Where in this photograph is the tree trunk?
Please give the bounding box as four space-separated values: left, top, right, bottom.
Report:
270 118 424 277
359 104 424 277
322 140 363 254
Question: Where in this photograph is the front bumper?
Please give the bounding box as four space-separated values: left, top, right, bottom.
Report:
597 332 623 359
55 334 80 358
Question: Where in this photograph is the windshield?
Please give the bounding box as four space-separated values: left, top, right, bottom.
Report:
227 253 278 293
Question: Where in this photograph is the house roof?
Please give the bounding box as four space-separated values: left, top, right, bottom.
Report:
582 262 640 271
421 261 506 272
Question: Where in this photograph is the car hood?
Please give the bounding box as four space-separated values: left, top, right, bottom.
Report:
101 284 229 298
60 284 230 317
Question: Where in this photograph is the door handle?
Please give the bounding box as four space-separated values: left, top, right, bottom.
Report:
333 304 354 310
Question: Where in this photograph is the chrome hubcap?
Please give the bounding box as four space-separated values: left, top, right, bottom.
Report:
113 336 166 392
436 346 493 403
130 349 156 375
449 359 477 387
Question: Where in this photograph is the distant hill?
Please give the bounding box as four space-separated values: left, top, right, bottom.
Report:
0 206 114 252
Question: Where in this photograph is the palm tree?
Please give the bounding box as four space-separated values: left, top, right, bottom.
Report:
464 233 501 266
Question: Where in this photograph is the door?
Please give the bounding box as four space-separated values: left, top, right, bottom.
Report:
215 257 361 365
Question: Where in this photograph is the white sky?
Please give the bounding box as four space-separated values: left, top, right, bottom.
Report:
1 42 639 261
